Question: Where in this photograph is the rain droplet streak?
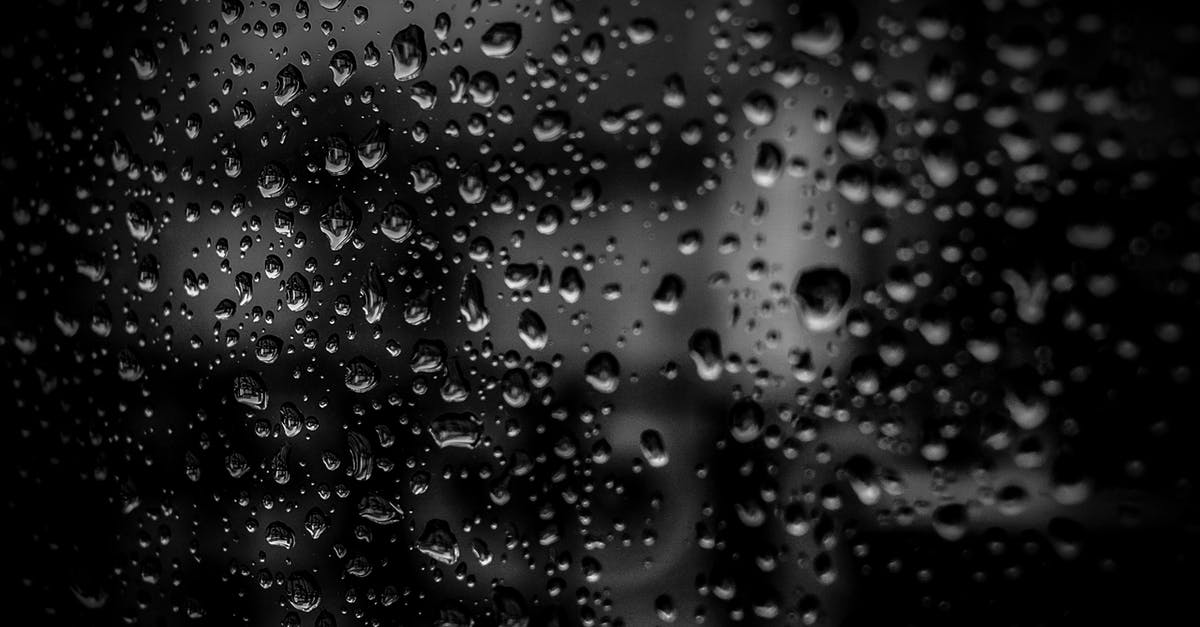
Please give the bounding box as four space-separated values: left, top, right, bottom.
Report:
390 25 428 82
793 266 852 332
480 22 522 58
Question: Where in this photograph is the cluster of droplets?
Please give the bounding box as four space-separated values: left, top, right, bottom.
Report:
5 0 1200 625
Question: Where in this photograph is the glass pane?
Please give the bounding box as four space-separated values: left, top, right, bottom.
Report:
4 1 1198 625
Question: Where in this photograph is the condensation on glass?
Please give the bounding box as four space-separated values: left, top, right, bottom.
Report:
3 1 1200 625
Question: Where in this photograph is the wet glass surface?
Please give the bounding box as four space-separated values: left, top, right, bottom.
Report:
3 1 1200 625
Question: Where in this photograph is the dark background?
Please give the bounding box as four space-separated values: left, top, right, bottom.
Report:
3 0 1200 625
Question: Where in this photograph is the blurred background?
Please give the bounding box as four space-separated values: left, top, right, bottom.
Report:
3 0 1200 625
